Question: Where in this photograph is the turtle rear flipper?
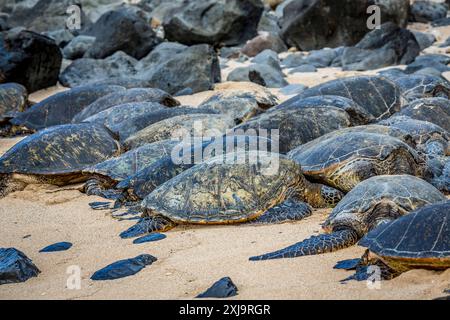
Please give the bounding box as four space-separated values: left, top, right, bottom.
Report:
84 179 123 200
250 199 313 225
249 229 359 261
0 174 26 199
120 215 176 239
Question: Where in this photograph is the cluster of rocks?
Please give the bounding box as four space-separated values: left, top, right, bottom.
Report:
1 0 449 93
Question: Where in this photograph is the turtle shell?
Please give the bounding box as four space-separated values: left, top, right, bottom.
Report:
235 106 352 154
142 152 302 224
379 116 449 155
124 113 235 150
83 139 181 183
296 76 404 120
211 83 279 109
117 135 274 199
0 83 28 121
10 85 125 131
198 95 262 124
288 132 423 192
0 123 121 176
394 98 450 131
393 75 450 102
325 175 447 237
275 95 375 126
359 200 450 270
72 88 180 123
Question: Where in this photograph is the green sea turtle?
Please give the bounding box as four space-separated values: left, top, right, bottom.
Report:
124 114 235 150
288 132 425 193
276 95 375 126
0 123 121 198
9 85 125 133
379 116 449 156
0 83 29 122
234 106 352 154
72 88 180 123
393 97 450 131
84 103 219 142
392 75 450 102
296 76 405 120
249 175 447 260
83 139 181 199
117 135 277 202
344 200 450 280
120 151 344 237
198 95 263 124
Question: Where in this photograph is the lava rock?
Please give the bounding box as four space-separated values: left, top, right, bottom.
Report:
412 31 436 51
279 83 308 95
339 22 420 71
197 277 238 298
334 258 361 270
133 233 166 244
63 35 96 60
0 248 40 285
84 7 161 59
241 32 288 57
280 0 410 50
136 44 221 95
227 63 288 88
0 30 62 92
410 1 448 23
91 254 157 281
405 54 450 74
7 0 91 33
288 64 317 73
39 242 72 252
59 51 138 88
163 0 264 46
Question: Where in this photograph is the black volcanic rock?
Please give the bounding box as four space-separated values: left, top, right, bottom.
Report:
0 30 62 92
163 0 264 46
0 248 40 285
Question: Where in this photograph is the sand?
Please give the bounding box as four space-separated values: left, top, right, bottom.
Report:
1 23 450 300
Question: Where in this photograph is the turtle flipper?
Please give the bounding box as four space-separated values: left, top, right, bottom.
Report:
250 199 313 224
120 215 176 239
84 179 123 200
249 229 359 261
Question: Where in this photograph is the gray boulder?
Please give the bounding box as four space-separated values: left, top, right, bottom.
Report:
63 35 96 60
241 32 287 57
280 0 410 50
410 1 448 23
163 0 264 46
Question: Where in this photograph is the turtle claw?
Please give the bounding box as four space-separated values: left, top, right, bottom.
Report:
249 229 359 261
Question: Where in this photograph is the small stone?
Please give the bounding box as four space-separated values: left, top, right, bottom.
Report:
196 277 238 298
91 254 157 281
39 242 72 253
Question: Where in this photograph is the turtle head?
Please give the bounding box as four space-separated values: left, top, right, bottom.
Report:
362 200 405 235
302 182 344 208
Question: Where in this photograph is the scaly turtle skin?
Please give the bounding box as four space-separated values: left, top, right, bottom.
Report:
123 151 344 236
9 85 125 132
72 88 180 123
117 135 278 201
250 175 447 260
288 132 425 193
393 97 450 131
234 106 352 154
296 76 404 120
0 123 121 198
0 83 29 122
124 113 235 150
392 75 450 102
276 95 375 126
358 200 450 274
198 95 263 124
379 116 449 156
84 103 219 142
83 139 181 199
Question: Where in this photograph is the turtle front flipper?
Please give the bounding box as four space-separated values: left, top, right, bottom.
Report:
120 215 176 239
250 199 313 225
249 229 359 261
